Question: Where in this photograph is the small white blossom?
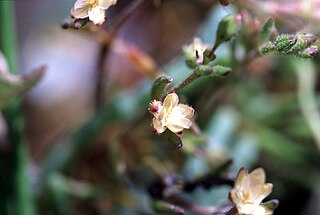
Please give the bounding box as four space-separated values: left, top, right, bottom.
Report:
229 168 274 215
149 93 194 134
71 0 117 25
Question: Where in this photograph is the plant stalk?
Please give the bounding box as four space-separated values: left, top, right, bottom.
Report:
0 2 35 215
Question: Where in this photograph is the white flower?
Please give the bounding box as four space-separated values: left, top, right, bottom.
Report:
149 93 194 134
229 168 274 215
71 0 117 25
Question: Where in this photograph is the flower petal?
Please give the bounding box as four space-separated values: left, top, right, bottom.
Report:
166 124 184 133
88 6 106 24
237 203 271 215
99 0 117 8
73 0 89 10
174 104 194 118
167 115 192 128
163 93 179 112
71 5 90 19
246 168 266 203
235 168 248 189
152 117 166 134
255 183 273 204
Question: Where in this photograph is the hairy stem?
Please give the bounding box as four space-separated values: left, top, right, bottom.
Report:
171 72 200 93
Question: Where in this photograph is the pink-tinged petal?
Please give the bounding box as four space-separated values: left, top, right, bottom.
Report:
156 106 166 121
71 6 90 19
235 168 248 189
168 116 192 128
73 0 89 10
166 124 184 133
229 189 242 205
255 183 273 204
88 6 106 24
99 0 117 8
246 168 266 203
152 117 166 134
163 93 179 112
174 104 194 118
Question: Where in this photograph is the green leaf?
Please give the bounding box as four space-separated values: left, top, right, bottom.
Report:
0 51 45 109
253 124 309 164
258 18 274 46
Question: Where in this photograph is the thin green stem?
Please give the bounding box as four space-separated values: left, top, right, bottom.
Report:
0 2 35 215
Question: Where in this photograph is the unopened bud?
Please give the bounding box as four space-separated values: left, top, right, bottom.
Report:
274 34 299 54
149 101 161 113
214 14 242 48
274 33 318 56
195 64 232 78
151 76 173 100
297 45 319 58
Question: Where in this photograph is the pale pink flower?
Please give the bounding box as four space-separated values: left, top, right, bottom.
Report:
71 0 117 25
149 93 194 134
229 168 274 215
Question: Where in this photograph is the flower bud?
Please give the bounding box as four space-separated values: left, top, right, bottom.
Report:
214 14 242 48
297 45 319 58
195 64 232 78
149 101 161 113
151 76 173 100
274 33 318 55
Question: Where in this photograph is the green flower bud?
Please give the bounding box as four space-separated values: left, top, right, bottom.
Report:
274 34 299 54
151 76 173 100
274 33 318 55
195 64 232 78
296 45 319 58
215 14 242 48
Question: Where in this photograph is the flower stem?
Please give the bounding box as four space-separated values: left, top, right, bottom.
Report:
171 72 200 93
94 0 147 107
0 2 35 215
